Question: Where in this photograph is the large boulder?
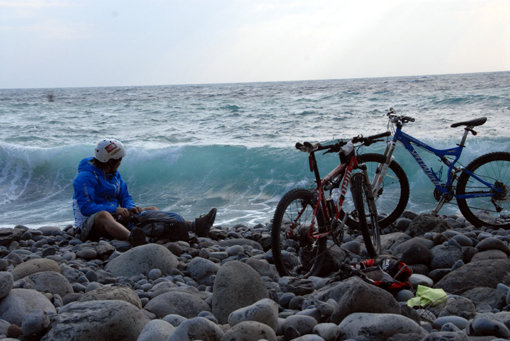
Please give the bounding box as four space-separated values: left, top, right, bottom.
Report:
327 277 401 324
0 288 56 325
42 300 149 341
105 243 178 277
212 260 269 324
435 259 510 294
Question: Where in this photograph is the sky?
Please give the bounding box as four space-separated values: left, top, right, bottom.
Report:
0 0 509 89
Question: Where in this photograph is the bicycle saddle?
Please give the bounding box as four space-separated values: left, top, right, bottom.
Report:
451 117 487 128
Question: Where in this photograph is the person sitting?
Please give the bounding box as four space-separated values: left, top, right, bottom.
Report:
72 138 216 246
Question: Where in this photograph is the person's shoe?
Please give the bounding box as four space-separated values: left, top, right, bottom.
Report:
193 208 217 237
128 227 147 246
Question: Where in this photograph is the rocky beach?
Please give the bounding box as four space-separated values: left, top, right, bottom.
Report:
2 211 510 341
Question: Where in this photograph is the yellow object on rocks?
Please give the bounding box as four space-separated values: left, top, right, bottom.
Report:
407 285 448 308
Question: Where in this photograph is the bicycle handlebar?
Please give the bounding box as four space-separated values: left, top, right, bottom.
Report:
295 131 391 153
387 107 415 125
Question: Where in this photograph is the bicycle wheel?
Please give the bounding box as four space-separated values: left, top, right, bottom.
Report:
457 152 510 229
350 173 379 258
271 188 327 277
344 153 409 229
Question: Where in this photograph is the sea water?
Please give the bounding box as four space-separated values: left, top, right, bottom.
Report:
1 71 509 228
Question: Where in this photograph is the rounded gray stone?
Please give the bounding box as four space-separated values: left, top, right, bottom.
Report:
21 309 50 336
41 299 149 341
78 285 142 308
10 258 60 281
282 315 318 337
167 316 224 341
228 298 278 331
0 272 13 299
145 291 210 318
212 260 269 324
23 271 73 297
105 243 178 277
339 312 426 341
0 288 56 325
187 257 219 286
220 320 277 341
137 319 175 341
313 322 341 341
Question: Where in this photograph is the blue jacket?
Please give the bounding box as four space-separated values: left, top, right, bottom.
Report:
72 157 136 227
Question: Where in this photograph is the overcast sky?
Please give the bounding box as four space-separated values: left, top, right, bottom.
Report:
1 0 509 89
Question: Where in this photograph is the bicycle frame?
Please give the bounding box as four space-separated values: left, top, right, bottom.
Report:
301 148 359 240
376 121 501 214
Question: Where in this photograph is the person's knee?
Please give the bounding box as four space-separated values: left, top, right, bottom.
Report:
143 206 159 211
94 210 115 224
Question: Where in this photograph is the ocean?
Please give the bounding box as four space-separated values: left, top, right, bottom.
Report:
1 71 509 229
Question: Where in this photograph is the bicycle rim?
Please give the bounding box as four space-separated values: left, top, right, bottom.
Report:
271 188 327 277
344 153 409 229
350 173 378 258
457 152 510 228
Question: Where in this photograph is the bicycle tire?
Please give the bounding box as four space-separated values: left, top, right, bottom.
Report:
457 152 510 229
271 188 327 277
344 153 409 229
350 173 378 258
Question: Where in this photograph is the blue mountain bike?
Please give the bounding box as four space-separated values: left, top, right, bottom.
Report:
369 108 510 228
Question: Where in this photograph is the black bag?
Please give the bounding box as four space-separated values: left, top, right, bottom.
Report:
130 210 189 242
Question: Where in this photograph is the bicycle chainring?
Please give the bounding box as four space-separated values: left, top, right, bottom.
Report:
433 185 454 202
330 219 344 245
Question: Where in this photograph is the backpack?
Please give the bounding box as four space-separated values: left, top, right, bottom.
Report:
129 210 189 242
355 257 412 292
332 257 412 293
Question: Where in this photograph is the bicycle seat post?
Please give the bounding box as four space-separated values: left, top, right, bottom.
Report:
458 127 471 148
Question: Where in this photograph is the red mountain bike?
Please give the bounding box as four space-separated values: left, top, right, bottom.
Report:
271 132 407 277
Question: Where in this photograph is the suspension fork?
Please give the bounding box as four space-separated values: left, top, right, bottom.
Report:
372 140 397 196
360 163 379 222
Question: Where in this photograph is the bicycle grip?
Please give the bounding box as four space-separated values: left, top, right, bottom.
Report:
367 131 391 140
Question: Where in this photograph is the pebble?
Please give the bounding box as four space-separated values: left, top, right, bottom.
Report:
0 213 509 339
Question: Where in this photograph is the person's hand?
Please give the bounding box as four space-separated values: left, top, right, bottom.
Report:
115 207 130 218
129 206 142 215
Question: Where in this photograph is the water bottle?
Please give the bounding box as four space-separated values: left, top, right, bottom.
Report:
331 188 341 206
